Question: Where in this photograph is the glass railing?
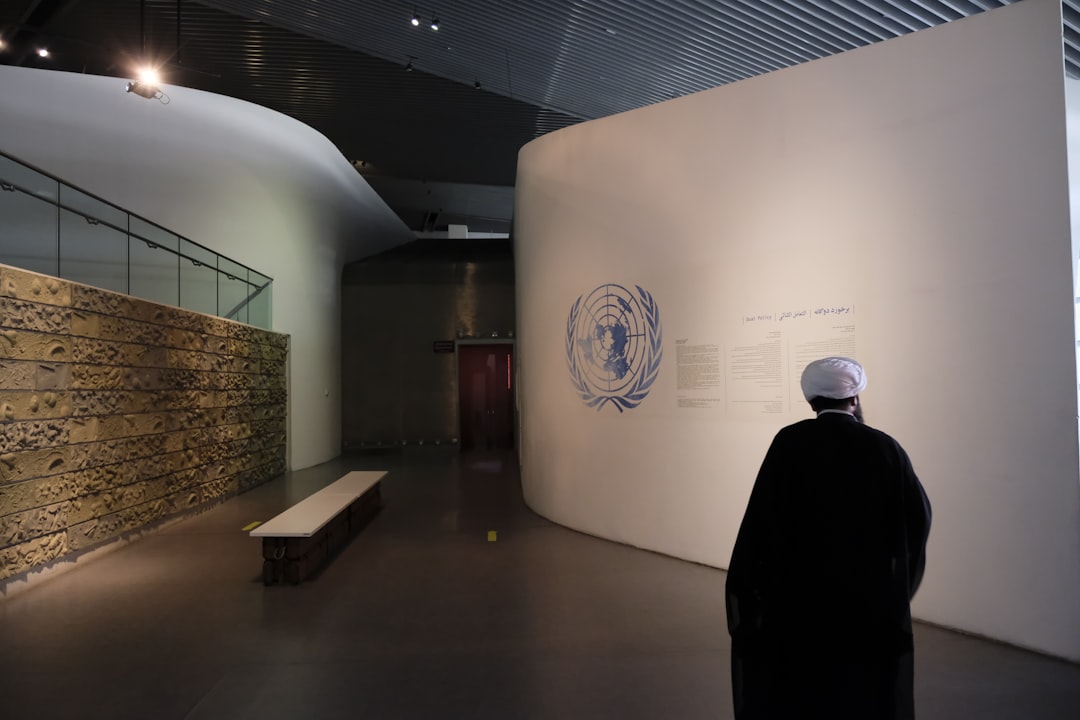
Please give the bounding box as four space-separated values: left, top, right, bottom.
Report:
0 151 272 329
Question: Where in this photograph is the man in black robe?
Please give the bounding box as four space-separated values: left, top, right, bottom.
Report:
726 356 931 720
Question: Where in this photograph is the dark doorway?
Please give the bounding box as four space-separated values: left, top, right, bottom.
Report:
458 343 514 451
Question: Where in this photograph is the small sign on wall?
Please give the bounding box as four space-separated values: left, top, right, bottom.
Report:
433 340 455 353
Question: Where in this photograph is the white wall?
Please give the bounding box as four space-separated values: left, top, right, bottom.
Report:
515 0 1080 661
0 66 414 470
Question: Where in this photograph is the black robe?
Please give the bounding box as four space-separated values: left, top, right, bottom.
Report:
725 412 931 720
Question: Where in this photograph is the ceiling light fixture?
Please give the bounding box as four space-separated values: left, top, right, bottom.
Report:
137 66 160 86
125 79 161 99
430 17 440 31
410 12 420 26
125 66 168 102
405 58 414 71
36 47 49 58
474 80 481 89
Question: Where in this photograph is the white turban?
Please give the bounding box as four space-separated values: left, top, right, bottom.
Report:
800 356 867 401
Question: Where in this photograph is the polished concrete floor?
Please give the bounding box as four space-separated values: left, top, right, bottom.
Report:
1 449 1078 720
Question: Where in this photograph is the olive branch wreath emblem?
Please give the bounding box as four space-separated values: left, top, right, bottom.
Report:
565 284 663 412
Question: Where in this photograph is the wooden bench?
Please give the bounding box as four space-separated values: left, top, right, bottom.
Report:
251 470 386 585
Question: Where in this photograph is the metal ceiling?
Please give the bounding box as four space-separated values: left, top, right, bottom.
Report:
2 0 1077 233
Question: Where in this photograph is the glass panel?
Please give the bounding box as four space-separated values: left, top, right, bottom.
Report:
57 185 129 293
248 270 273 329
218 256 249 324
0 157 58 275
0 185 58 275
179 238 218 316
59 184 127 230
1 153 272 328
130 216 179 254
58 207 128 293
0 154 58 203
130 230 180 308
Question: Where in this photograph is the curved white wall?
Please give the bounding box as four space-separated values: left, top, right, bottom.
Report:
515 0 1080 661
0 65 414 470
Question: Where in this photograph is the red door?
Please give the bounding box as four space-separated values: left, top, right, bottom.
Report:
458 344 514 451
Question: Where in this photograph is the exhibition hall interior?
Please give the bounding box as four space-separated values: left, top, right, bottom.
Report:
3 1 1080 718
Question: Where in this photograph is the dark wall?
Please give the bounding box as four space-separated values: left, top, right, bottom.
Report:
341 238 515 449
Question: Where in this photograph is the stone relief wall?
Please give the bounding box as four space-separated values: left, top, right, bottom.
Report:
0 264 288 583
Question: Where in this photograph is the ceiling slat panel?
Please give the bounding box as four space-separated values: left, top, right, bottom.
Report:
3 0 1070 207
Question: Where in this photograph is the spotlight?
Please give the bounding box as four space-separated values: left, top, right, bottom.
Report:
474 80 481 89
430 17 439 30
405 60 413 71
137 67 160 86
36 47 49 58
125 79 160 99
411 13 420 26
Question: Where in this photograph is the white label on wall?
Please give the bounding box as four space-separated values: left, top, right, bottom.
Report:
675 339 724 409
723 304 856 420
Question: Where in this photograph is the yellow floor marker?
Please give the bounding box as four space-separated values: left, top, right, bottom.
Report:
242 521 263 532
487 530 497 542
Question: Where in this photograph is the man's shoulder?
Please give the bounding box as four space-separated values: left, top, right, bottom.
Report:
778 416 905 448
847 422 914 465
779 418 818 432
857 421 905 446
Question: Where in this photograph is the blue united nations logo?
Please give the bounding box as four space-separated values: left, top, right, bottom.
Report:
566 283 663 412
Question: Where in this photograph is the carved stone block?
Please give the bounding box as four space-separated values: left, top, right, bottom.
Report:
0 390 71 421
264 331 289 350
198 475 235 503
231 357 257 374
0 267 71 307
67 497 182 551
226 339 254 358
71 337 170 368
107 413 173 439
0 531 69 579
0 331 70 362
210 321 233 340
0 501 75 546
67 310 99 338
0 360 36 388
0 464 133 515
65 432 183 472
35 363 73 390
0 420 69 454
0 297 70 334
0 446 70 481
72 284 142 317
69 364 126 390
177 348 223 372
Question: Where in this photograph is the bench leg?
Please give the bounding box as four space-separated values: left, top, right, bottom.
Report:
258 482 383 585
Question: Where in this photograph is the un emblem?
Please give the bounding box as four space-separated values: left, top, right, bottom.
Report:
566 283 663 412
